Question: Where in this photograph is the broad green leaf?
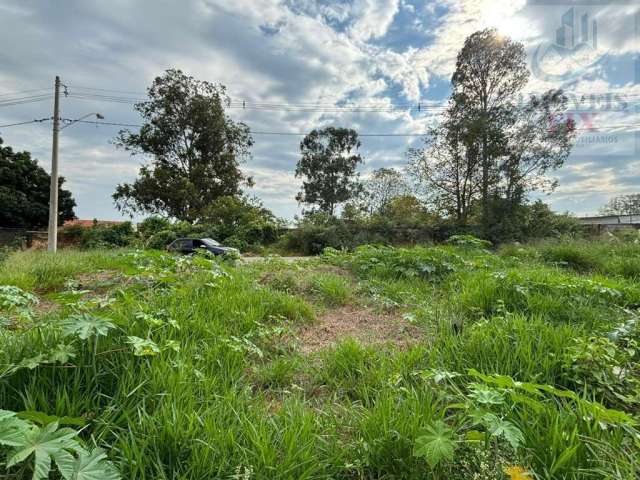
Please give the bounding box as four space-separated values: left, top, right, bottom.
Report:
60 314 116 340
508 392 544 413
69 448 121 480
6 422 81 480
0 409 17 422
413 420 456 467
19 354 47 370
464 430 485 442
469 384 505 405
0 413 30 447
52 448 76 479
48 344 76 364
126 336 161 356
482 414 524 450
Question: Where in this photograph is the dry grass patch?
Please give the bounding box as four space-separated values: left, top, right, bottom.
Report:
295 305 422 354
75 270 123 290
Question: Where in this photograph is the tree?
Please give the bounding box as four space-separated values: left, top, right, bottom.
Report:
113 69 253 222
380 195 436 227
451 29 529 225
408 108 482 223
0 137 75 228
599 194 640 216
361 167 411 214
410 29 575 240
295 127 363 215
200 195 284 244
502 90 575 205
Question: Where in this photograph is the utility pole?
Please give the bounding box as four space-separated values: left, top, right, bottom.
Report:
47 76 61 252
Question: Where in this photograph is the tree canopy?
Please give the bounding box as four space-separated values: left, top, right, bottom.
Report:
0 137 75 228
409 29 575 240
113 69 253 222
295 127 363 215
360 167 411 214
599 193 640 216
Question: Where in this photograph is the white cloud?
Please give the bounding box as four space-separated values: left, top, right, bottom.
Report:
349 0 400 41
0 0 637 221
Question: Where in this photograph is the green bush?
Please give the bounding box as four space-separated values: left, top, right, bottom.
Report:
445 235 492 249
540 244 602 272
84 222 136 248
146 229 178 250
63 222 137 249
137 216 171 240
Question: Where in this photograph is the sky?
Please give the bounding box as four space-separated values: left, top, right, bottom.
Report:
0 0 638 222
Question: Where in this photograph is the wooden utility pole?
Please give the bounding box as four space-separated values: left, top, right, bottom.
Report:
47 76 61 252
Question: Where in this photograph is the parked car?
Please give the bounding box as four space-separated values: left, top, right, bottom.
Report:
167 237 239 256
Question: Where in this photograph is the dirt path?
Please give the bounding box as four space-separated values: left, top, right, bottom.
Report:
295 305 423 354
242 256 309 263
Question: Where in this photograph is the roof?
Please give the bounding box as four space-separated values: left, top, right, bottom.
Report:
578 215 640 225
63 219 125 228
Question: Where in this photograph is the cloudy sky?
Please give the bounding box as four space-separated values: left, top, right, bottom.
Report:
0 0 638 221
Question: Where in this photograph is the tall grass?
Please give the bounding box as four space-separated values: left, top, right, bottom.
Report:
0 249 131 290
0 243 638 479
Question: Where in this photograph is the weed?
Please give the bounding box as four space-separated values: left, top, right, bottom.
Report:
0 242 638 478
308 272 351 306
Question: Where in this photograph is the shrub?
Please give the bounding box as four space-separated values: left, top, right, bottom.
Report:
63 221 137 249
262 271 299 294
445 235 492 249
540 244 601 272
608 257 640 280
345 245 463 282
223 235 248 251
146 229 178 250
137 216 171 240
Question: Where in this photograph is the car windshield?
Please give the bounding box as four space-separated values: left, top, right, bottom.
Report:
201 238 221 247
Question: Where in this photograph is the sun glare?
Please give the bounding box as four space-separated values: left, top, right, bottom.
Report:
480 3 536 41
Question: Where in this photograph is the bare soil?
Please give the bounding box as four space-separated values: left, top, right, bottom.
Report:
75 270 122 290
295 305 423 354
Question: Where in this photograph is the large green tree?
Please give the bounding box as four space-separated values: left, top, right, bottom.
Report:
0 137 75 228
451 29 529 227
410 29 575 240
295 127 363 215
113 69 253 222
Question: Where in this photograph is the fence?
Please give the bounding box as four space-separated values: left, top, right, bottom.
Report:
578 215 640 234
0 228 47 248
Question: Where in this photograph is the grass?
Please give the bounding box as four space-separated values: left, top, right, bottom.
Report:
0 241 639 479
308 272 351 306
0 249 132 290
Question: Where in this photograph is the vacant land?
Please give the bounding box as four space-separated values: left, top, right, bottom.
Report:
0 239 639 479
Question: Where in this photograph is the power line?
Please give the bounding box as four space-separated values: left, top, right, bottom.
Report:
0 117 51 128
61 118 142 128
66 85 148 96
59 118 640 135
0 94 53 108
64 82 640 99
61 118 430 134
0 88 49 98
64 92 449 113
2 114 639 135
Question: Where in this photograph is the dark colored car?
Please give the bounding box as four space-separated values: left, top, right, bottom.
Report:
167 237 239 256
